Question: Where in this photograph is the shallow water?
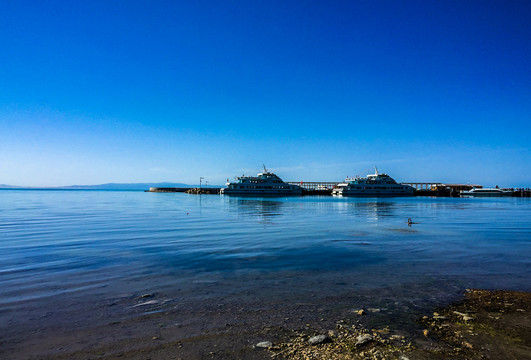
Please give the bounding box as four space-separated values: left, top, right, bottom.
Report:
1 190 530 356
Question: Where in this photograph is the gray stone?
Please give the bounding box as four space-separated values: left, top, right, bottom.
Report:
308 335 330 345
453 311 474 321
255 341 272 348
356 333 374 346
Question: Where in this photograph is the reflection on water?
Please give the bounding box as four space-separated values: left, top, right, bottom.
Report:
230 198 284 218
0 191 530 312
344 200 397 220
228 196 399 221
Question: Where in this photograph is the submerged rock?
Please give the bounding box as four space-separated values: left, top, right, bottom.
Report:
308 335 329 345
355 333 373 346
256 341 272 348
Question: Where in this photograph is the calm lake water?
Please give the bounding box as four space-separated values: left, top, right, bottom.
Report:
1 190 530 357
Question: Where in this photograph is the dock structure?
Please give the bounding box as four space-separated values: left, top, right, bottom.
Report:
401 183 487 197
402 183 484 192
434 184 483 192
147 184 529 197
401 182 444 190
514 189 531 197
287 181 340 190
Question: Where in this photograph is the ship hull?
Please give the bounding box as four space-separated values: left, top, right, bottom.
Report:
221 189 302 196
333 191 414 197
332 187 415 197
461 192 512 197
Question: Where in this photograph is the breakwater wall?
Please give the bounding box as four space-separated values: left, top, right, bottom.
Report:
148 187 221 194
148 187 190 192
185 188 221 194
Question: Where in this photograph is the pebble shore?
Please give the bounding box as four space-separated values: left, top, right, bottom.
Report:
260 289 530 360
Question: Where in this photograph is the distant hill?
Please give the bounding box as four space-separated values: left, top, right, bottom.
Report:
0 184 22 189
59 182 192 190
0 182 222 191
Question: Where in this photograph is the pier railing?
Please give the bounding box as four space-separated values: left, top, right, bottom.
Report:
401 183 444 190
290 182 447 191
287 182 340 190
290 182 448 191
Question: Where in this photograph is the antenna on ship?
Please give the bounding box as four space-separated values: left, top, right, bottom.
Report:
263 164 268 173
375 166 378 175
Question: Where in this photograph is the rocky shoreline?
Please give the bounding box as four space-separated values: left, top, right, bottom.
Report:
185 187 220 194
260 289 530 359
9 289 529 359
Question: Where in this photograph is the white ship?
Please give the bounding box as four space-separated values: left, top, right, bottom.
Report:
221 166 302 196
460 188 512 197
332 168 415 196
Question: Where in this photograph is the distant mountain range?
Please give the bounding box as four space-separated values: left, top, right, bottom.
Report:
0 184 23 189
0 182 221 190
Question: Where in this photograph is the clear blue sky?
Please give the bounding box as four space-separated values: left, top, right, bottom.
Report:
1 0 530 187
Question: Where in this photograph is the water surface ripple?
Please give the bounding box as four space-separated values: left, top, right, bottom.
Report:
1 191 530 303
1 190 530 350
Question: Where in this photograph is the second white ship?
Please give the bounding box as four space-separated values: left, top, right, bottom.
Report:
332 168 415 196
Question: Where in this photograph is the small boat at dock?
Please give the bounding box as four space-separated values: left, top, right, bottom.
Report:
460 188 513 197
